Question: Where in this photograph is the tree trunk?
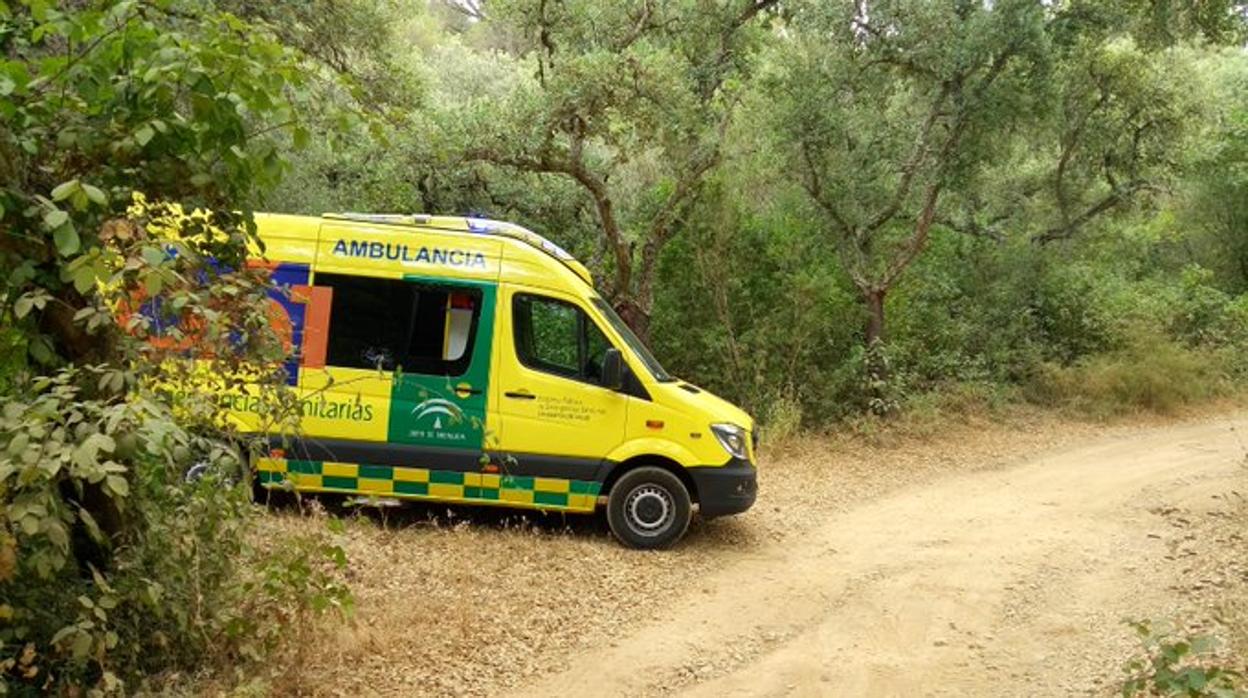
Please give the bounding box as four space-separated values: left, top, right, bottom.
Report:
613 296 651 344
863 287 886 349
861 286 892 415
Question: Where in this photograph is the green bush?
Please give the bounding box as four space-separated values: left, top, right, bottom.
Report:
1122 620 1246 697
1169 266 1238 346
1029 263 1140 363
0 329 23 397
0 3 372 690
0 369 352 693
759 393 804 451
649 194 865 422
1023 332 1233 416
900 381 1020 423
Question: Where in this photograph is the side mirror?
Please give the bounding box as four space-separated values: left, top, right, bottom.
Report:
601 348 624 390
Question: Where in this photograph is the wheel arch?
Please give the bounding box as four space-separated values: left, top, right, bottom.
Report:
601 455 699 504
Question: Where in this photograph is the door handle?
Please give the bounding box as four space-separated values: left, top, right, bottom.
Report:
504 390 537 400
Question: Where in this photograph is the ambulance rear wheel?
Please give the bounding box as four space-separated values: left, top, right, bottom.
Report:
607 467 691 549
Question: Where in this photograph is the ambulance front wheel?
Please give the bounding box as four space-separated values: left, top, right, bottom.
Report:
607 466 692 550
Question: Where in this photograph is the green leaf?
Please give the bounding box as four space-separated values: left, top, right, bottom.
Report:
72 265 97 294
104 474 129 498
135 124 155 146
45 521 68 550
13 295 33 319
144 271 164 297
43 208 69 229
140 246 167 266
70 631 92 660
82 183 107 206
50 625 76 645
6 431 28 455
77 506 104 543
70 189 89 211
51 179 80 202
28 335 54 364
78 433 116 462
53 225 80 256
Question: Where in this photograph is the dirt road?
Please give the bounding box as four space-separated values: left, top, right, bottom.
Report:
513 414 1248 697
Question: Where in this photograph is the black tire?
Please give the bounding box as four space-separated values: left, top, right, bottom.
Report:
606 466 692 550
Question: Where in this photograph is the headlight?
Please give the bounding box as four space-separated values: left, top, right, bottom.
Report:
711 423 749 460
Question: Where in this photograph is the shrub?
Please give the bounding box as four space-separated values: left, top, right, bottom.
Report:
760 393 803 452
1023 331 1233 416
1030 263 1136 363
901 381 1019 422
0 329 22 396
0 3 371 692
0 193 353 695
1121 620 1246 697
1169 266 1238 347
0 369 352 693
1216 295 1248 351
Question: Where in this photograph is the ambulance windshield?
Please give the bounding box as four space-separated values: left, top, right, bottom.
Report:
590 297 674 382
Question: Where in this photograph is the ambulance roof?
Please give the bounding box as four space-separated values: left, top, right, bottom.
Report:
321 213 592 286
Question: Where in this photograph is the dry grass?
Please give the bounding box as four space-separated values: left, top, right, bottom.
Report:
211 405 1239 697
1023 338 1245 418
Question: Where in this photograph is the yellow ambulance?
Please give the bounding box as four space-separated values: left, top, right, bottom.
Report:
245 212 757 548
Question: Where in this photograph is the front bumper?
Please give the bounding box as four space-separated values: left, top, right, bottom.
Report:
687 457 757 518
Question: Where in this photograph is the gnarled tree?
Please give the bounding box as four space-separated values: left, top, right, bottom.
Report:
453 0 778 340
764 0 1050 354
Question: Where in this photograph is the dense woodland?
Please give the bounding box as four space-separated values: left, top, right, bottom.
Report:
266 0 1248 424
2 0 1248 692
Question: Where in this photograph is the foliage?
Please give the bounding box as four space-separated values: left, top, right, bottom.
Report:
0 1 315 245
1122 620 1246 698
0 368 352 692
215 0 424 115
761 0 1050 328
1024 333 1230 417
0 0 362 693
268 0 1248 424
444 0 779 339
1 0 1247 686
1180 56 1248 295
758 392 803 451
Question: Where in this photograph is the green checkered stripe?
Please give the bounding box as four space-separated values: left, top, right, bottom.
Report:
256 457 602 512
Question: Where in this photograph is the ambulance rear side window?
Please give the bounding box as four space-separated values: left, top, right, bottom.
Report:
317 273 481 376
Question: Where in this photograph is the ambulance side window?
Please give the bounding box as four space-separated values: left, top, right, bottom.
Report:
318 273 481 376
513 294 613 383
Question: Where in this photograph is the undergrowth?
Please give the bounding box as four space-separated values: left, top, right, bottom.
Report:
1025 334 1238 417
1121 620 1247 697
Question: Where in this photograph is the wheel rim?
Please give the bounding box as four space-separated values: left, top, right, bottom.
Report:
184 461 211 482
185 460 236 487
624 483 675 537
